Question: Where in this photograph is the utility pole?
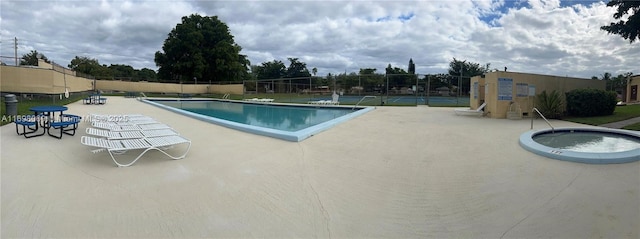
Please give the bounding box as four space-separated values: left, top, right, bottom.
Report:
14 37 18 65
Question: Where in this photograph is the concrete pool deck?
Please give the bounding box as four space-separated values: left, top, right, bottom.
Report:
1 96 638 238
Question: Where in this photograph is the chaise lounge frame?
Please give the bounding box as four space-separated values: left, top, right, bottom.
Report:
81 135 191 167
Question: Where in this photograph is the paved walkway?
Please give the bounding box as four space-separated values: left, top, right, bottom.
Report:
599 116 640 129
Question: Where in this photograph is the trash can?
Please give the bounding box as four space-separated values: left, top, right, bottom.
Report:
4 94 18 117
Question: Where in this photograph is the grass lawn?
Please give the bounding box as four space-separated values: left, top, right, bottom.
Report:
563 104 640 129
622 122 640 131
0 94 87 126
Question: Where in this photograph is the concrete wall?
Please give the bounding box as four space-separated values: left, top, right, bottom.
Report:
95 80 243 94
470 71 606 119
0 65 92 94
0 64 243 95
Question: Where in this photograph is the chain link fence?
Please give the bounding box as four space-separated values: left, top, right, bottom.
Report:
243 74 470 106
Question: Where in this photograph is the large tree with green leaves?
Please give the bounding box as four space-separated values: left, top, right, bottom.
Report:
108 64 135 79
154 14 249 83
358 68 384 92
20 50 49 66
285 58 311 78
255 60 286 79
447 58 488 78
601 0 640 43
385 64 410 90
448 58 490 95
68 56 112 79
137 68 158 81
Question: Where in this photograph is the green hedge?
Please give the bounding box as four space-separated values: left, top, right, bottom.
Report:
565 88 616 117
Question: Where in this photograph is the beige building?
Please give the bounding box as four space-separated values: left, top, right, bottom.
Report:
469 71 605 119
626 75 639 103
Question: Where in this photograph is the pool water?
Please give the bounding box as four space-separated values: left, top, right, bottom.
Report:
533 131 640 153
520 127 640 164
156 100 354 131
144 99 374 141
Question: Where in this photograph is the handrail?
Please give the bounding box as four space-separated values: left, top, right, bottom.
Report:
222 93 230 99
531 107 554 133
352 96 376 110
137 92 148 101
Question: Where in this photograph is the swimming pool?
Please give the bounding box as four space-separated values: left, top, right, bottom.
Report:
519 127 640 164
143 99 374 142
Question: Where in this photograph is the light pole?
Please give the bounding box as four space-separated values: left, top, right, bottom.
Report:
457 66 463 105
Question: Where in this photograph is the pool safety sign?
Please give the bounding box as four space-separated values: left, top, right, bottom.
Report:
517 83 528 97
498 78 513 101
473 82 479 99
529 84 536 96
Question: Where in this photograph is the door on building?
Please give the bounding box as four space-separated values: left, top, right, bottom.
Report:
631 85 638 101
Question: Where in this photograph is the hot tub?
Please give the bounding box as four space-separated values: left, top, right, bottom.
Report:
519 127 640 164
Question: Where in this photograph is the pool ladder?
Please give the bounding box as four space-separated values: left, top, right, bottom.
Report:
222 93 230 99
352 96 376 110
531 107 555 133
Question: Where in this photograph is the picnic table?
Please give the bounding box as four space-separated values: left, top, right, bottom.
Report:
15 105 81 139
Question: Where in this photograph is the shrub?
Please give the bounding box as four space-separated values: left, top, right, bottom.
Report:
565 88 617 117
535 90 564 119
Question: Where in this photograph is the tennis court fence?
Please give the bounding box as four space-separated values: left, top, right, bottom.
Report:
242 74 470 106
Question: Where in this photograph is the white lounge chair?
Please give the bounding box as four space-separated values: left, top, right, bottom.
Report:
454 102 487 117
92 122 171 131
86 127 178 140
330 92 340 105
81 135 191 167
90 114 149 121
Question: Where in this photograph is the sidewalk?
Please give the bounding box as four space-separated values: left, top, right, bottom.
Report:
599 116 640 129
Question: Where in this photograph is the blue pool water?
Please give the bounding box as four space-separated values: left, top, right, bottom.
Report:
144 99 374 141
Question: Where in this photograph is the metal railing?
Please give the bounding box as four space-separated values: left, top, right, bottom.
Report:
531 108 554 133
352 96 376 110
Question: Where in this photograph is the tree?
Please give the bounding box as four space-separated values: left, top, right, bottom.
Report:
601 0 640 43
448 58 490 95
357 69 384 93
408 58 415 74
612 72 633 94
600 72 613 90
68 56 112 79
424 74 449 91
20 50 49 66
155 14 248 83
255 60 286 79
447 58 488 78
108 64 135 80
597 72 633 93
137 68 158 81
285 58 311 78
385 64 409 91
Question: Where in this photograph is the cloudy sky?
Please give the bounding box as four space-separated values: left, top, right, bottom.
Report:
0 0 637 79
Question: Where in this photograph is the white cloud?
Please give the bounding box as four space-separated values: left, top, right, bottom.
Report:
0 0 636 78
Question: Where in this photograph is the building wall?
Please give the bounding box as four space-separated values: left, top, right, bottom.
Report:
470 71 606 119
626 75 639 103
